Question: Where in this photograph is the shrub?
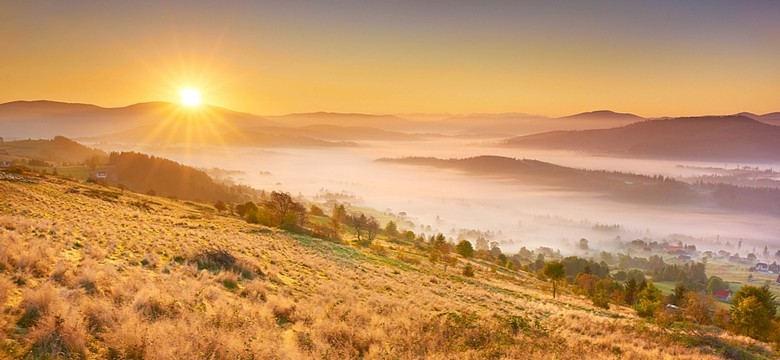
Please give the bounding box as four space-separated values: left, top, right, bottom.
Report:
27 311 88 359
0 275 13 305
462 264 475 277
191 249 261 280
18 284 59 328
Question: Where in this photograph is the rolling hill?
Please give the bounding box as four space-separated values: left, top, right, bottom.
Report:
0 136 107 164
0 100 279 139
560 110 645 122
0 170 773 358
503 115 780 161
431 110 644 136
87 125 356 148
378 155 780 215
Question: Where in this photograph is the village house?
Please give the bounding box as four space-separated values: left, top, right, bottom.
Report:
90 169 117 182
713 289 733 302
754 262 769 272
677 254 692 261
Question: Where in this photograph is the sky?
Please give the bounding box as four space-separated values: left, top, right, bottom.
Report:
1 0 778 117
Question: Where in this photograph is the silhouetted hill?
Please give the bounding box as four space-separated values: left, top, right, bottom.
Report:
0 100 279 139
379 155 780 215
107 151 260 202
560 110 645 121
88 124 356 147
503 115 780 161
268 112 424 131
0 136 106 164
432 112 644 136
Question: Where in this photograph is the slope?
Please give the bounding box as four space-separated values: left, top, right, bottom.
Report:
0 172 773 358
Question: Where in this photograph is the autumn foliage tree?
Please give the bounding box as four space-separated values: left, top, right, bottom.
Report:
731 285 777 340
543 261 565 299
455 240 474 258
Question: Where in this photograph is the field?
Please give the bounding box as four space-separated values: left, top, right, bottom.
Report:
0 172 776 359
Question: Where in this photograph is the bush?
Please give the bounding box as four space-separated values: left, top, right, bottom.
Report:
462 264 475 277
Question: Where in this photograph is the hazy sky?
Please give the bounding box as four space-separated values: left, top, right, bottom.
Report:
1 1 778 116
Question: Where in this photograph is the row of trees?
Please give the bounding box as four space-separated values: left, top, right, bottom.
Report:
536 258 780 344
235 191 307 231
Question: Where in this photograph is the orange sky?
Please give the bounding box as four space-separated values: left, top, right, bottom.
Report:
1 1 778 117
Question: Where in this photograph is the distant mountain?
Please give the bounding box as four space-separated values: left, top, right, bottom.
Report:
560 110 645 121
88 124 356 148
0 100 279 139
503 115 780 161
431 111 644 137
268 112 424 131
739 112 780 126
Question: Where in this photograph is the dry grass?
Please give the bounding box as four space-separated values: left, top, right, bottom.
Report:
0 176 776 359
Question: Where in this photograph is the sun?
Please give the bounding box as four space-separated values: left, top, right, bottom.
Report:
180 87 202 107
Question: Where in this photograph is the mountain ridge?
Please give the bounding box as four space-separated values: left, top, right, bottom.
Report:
503 115 780 161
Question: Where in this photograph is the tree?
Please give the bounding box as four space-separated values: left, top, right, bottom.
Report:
731 285 777 340
543 261 565 298
263 191 305 228
214 200 227 213
236 201 258 217
672 284 687 306
635 281 662 318
366 216 380 242
350 213 368 241
683 291 714 325
309 204 325 216
475 237 489 252
384 220 398 237
625 277 638 305
455 240 474 258
431 233 449 254
706 276 729 294
489 242 502 258
331 203 347 224
578 238 589 250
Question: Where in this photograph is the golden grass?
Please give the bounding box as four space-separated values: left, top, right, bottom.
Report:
0 175 776 359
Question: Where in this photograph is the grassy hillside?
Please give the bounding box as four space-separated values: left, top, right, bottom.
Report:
0 173 775 359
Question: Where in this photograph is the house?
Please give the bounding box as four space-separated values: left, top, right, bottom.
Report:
717 250 731 259
0 160 15 168
677 254 692 261
755 263 769 272
90 169 117 182
713 290 733 302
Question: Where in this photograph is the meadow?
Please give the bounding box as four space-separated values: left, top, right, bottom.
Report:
0 172 775 359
